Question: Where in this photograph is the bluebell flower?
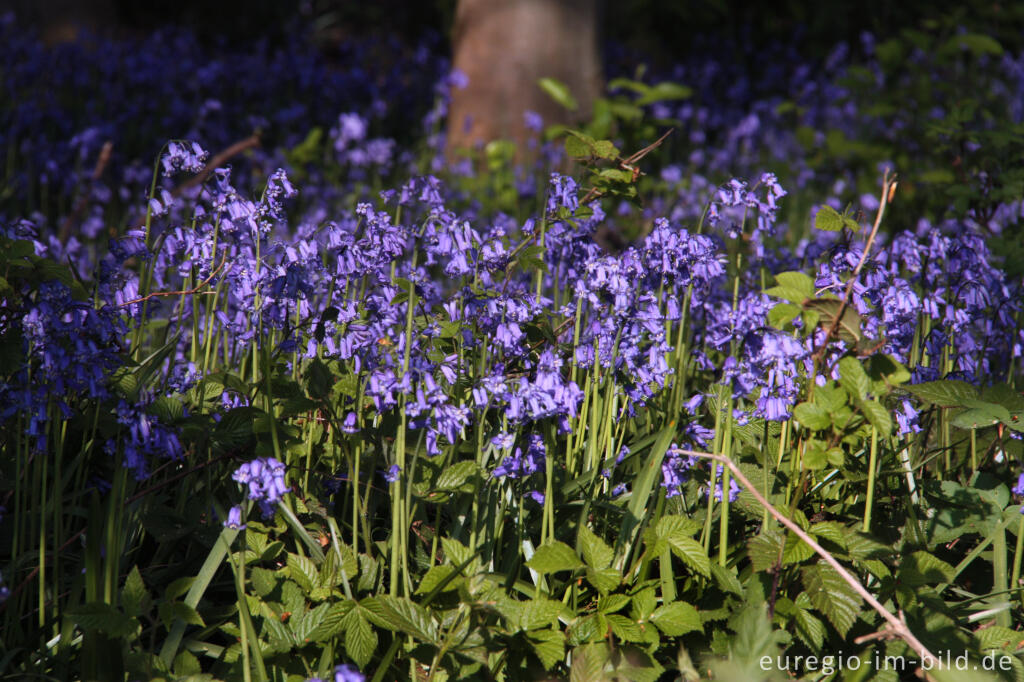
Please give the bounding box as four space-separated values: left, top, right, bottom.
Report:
232 458 288 518
223 505 246 530
384 465 401 484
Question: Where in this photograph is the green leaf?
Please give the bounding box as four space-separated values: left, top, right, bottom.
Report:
951 403 1011 430
898 551 955 586
606 614 644 642
859 399 893 437
814 205 845 231
345 610 377 669
667 535 710 578
67 602 137 637
287 553 320 594
655 515 702 539
903 380 979 407
793 402 831 431
578 525 613 570
522 598 566 630
586 567 621 594
801 562 861 637
527 540 583 574
539 77 578 111
597 594 630 615
650 601 702 636
434 460 479 491
415 565 461 595
158 601 205 629
944 33 1003 56
292 602 330 644
794 608 826 652
783 531 816 565
839 356 870 400
767 302 802 328
570 643 610 682
565 134 591 159
747 531 783 572
774 271 815 298
529 628 566 670
122 566 150 618
635 81 693 106
362 596 437 642
307 600 355 642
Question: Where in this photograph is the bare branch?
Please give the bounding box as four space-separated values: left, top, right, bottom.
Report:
811 170 898 364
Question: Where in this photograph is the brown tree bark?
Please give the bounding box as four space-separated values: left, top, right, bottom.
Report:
10 0 116 43
447 0 601 158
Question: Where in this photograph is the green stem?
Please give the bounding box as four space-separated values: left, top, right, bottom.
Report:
862 427 878 533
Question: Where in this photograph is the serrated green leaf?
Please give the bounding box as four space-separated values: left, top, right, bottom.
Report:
597 594 631 615
578 525 613 570
439 536 473 568
287 553 319 594
260 603 296 650
903 380 979 407
586 567 621 594
801 562 861 637
292 602 330 644
361 596 437 642
526 540 583 574
794 608 826 652
565 135 591 159
434 460 478 491
774 271 815 298
345 610 376 669
122 566 149 618
68 602 138 637
767 302 802 328
415 565 461 595
650 601 702 636
747 531 783 572
570 642 610 682
529 628 566 670
839 356 870 400
764 285 811 304
172 650 201 676
815 205 845 231
667 535 710 578
783 530 816 565
898 551 954 586
159 601 205 629
859 398 893 437
522 598 565 630
809 522 848 549
606 614 644 642
307 600 355 642
655 515 702 539
952 403 1011 430
794 402 831 430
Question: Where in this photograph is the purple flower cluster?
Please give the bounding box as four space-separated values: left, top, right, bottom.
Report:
232 457 289 517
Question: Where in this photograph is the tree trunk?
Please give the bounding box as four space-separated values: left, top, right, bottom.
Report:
11 0 117 43
447 0 601 158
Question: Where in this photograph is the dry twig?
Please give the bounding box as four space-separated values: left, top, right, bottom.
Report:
811 170 898 365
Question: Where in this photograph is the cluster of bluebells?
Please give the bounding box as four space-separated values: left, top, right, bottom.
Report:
232 458 289 518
